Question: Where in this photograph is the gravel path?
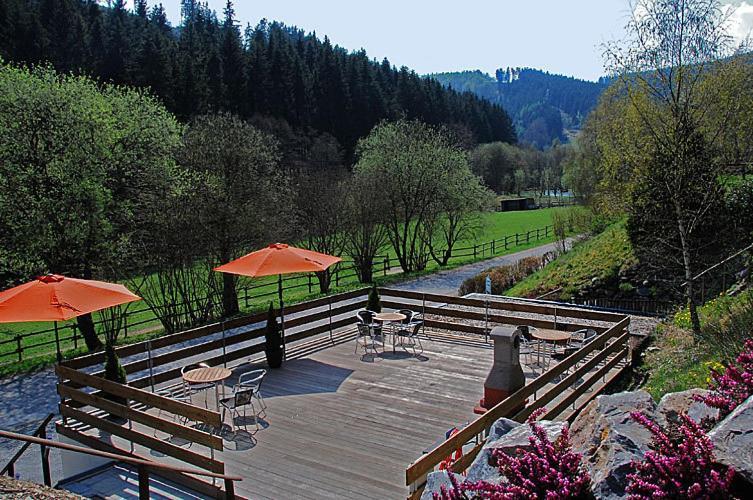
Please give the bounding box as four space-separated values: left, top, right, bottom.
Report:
393 238 574 296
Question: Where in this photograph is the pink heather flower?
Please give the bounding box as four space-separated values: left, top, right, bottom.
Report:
626 411 734 500
433 410 590 500
695 338 753 420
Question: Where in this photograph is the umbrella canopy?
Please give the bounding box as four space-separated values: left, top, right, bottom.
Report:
214 243 342 277
0 274 141 323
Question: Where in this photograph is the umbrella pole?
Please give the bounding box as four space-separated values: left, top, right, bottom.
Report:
278 274 286 361
54 321 62 363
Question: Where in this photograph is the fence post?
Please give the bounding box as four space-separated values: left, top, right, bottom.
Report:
504 236 509 250
72 325 78 350
383 257 388 277
473 244 477 259
123 315 128 339
244 287 249 309
492 240 495 254
15 335 22 362
224 478 236 499
536 228 540 240
308 274 312 294
515 233 519 246
335 267 340 287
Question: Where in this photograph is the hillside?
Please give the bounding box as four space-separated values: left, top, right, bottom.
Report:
428 68 607 148
505 221 637 299
0 0 516 161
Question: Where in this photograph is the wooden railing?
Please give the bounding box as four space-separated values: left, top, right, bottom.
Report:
0 428 241 500
404 315 631 497
55 287 371 497
1 413 55 485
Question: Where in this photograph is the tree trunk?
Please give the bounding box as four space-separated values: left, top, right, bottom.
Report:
316 269 332 293
77 313 103 352
221 273 239 316
355 256 373 283
676 211 702 337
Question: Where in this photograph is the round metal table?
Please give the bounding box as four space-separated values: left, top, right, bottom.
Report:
530 329 572 370
182 367 232 408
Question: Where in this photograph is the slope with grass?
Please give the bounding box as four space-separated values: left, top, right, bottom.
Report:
505 221 637 299
641 290 753 399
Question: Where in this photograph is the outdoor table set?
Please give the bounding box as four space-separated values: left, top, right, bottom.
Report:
355 309 424 358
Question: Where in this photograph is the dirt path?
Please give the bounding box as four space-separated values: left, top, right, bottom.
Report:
394 238 573 296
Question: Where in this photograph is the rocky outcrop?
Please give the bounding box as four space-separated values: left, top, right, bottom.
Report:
570 391 655 499
657 388 718 425
709 395 753 484
421 389 753 499
420 470 465 500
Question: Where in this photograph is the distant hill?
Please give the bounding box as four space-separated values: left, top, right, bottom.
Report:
428 68 608 148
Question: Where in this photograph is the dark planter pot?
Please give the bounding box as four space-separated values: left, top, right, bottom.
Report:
265 348 283 369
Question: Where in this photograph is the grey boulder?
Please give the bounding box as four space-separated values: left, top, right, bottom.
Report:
570 390 656 499
709 394 753 484
657 388 719 426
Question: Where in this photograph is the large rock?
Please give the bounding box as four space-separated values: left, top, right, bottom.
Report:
570 391 656 499
466 417 565 483
657 388 719 426
420 470 465 500
709 394 753 484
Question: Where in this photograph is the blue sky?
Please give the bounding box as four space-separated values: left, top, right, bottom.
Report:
125 0 750 82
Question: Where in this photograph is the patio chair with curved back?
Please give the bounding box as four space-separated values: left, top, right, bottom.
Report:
397 309 415 324
355 322 381 357
396 318 424 357
236 369 267 418
219 388 258 434
181 362 212 407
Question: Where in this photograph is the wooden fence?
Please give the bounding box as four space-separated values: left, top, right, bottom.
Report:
54 287 371 497
0 222 559 370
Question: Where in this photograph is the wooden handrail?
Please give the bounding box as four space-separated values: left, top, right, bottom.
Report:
0 429 242 482
1 413 55 478
405 315 630 487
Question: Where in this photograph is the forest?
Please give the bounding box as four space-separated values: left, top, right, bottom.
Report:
429 68 607 148
0 0 516 163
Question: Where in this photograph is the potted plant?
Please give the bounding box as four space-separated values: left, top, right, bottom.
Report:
367 284 382 312
264 302 284 368
101 307 129 418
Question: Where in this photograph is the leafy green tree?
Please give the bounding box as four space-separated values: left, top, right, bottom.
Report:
354 120 479 272
602 0 744 335
0 62 181 349
178 112 294 316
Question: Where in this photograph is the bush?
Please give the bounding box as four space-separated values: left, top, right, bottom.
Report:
434 410 590 499
367 284 382 312
458 253 554 296
626 411 734 499
264 302 283 368
694 338 753 419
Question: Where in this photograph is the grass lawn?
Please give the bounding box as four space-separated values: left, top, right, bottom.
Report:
505 220 637 299
0 206 579 376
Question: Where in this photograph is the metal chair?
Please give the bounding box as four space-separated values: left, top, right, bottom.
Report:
397 309 416 324
236 369 267 417
154 384 194 436
181 362 212 408
395 320 424 356
219 388 258 434
355 323 381 357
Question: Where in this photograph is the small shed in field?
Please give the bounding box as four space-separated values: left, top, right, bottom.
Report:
498 197 536 212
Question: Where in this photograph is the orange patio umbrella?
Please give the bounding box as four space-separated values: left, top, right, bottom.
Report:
0 274 141 361
214 243 342 357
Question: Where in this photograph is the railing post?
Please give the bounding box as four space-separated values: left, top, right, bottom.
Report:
244 287 249 309
473 244 477 259
422 293 427 339
7 463 13 478
15 335 22 363
328 296 334 344
138 464 149 500
308 274 312 294
72 324 79 349
335 267 340 287
515 233 519 246
40 437 51 486
147 340 155 393
491 240 495 254
504 236 509 250
224 478 236 499
221 320 227 368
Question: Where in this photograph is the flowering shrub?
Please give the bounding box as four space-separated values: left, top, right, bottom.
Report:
434 410 590 499
695 338 753 418
626 411 734 500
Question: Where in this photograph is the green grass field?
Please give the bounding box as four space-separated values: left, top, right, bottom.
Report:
0 207 579 375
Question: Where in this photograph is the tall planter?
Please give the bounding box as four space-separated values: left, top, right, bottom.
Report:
265 302 283 368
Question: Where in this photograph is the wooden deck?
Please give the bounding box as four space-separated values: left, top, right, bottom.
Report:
218 329 498 499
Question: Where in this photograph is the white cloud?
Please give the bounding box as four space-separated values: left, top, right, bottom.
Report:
724 1 753 47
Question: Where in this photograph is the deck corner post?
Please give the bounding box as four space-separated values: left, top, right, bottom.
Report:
137 464 149 500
